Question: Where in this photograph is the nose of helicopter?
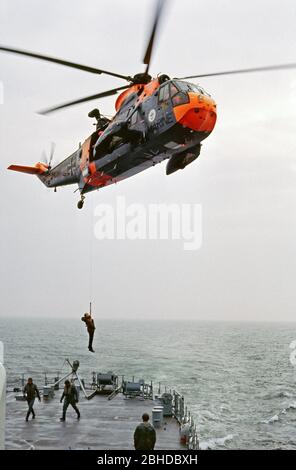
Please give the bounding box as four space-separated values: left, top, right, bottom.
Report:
173 93 217 134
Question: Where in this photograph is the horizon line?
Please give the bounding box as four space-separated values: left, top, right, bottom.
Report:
1 316 296 323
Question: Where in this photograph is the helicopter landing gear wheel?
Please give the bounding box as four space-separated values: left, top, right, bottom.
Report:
77 195 85 210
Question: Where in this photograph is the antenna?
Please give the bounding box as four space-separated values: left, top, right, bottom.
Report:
89 301 92 315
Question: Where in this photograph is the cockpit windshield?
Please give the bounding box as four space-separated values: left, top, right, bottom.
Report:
173 80 211 97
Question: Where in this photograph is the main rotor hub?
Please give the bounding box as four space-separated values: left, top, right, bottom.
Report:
132 73 152 84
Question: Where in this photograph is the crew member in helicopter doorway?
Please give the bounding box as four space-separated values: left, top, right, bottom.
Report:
81 312 96 352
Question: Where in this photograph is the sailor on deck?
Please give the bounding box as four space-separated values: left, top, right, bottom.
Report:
134 413 156 450
60 380 80 421
23 377 41 422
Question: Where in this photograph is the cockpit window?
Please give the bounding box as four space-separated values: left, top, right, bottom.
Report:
173 80 211 97
158 82 182 103
170 83 179 97
175 81 192 93
158 83 170 103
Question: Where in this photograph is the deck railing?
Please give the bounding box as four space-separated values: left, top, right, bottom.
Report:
0 342 6 450
172 390 199 450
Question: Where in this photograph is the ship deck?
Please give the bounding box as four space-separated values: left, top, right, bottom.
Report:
5 391 184 450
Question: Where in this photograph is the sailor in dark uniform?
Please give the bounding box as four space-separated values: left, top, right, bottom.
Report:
23 377 41 421
60 380 80 421
134 413 156 450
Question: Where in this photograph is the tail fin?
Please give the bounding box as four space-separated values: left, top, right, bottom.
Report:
7 162 48 175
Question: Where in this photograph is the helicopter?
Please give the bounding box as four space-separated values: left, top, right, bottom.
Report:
1 0 296 209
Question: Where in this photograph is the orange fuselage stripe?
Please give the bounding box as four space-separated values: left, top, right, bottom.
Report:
115 79 160 111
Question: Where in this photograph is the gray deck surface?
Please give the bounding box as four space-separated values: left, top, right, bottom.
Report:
5 391 184 450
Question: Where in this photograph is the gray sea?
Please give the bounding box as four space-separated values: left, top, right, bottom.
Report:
1 318 296 449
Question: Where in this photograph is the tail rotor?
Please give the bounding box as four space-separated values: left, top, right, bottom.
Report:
41 142 56 170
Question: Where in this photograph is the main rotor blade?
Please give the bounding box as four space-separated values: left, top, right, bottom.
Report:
143 0 167 75
177 63 296 80
0 45 132 81
38 85 130 115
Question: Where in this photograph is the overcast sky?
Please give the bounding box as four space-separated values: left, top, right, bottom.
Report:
0 0 296 321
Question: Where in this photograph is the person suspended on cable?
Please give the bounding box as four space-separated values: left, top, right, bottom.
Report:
81 312 96 352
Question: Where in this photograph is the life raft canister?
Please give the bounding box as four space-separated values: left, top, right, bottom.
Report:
180 422 190 445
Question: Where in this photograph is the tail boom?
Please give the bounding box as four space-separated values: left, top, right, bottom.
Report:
7 163 48 175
